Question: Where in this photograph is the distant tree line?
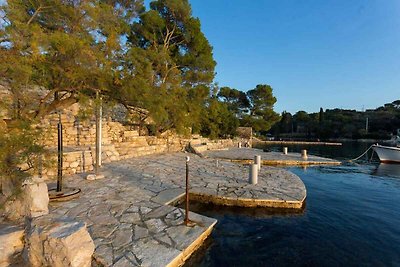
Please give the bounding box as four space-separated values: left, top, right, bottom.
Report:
271 100 400 140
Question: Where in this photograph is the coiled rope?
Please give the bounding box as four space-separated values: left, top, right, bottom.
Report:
348 145 374 162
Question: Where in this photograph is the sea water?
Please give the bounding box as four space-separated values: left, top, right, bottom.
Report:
186 142 400 266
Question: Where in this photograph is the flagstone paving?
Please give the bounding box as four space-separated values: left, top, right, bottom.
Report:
50 150 306 266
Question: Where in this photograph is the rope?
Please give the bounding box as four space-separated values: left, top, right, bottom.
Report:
348 145 374 162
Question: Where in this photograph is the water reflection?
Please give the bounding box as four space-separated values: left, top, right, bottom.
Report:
372 163 400 179
179 201 305 219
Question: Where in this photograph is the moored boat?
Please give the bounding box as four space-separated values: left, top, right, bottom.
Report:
372 144 400 164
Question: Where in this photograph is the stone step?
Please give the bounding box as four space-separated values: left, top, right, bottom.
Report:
114 139 149 149
122 130 139 141
117 145 157 155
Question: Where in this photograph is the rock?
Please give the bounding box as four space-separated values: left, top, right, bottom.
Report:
131 239 181 267
112 228 133 248
120 213 141 224
144 218 167 233
0 224 24 267
86 174 105 181
133 225 148 240
0 177 14 197
93 244 113 266
22 178 49 218
24 215 95 267
2 177 49 220
86 174 96 180
69 161 79 168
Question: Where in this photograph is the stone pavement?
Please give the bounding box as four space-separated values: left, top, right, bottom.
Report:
50 151 306 266
203 147 341 166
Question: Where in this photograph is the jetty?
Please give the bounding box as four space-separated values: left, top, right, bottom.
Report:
203 147 342 166
49 152 306 266
253 139 342 146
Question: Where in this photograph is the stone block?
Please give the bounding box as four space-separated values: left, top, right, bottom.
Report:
0 224 24 267
69 161 79 168
22 178 49 218
24 215 95 267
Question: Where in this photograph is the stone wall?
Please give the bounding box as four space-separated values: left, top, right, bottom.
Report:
29 104 236 178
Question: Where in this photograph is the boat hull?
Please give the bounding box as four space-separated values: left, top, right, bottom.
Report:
372 145 400 164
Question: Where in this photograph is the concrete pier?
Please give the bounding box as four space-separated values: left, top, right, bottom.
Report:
203 148 341 166
49 152 307 266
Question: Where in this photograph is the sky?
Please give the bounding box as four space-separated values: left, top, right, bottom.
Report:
184 0 400 113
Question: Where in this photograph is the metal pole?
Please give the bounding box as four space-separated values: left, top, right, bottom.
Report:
95 91 102 174
99 96 102 167
57 112 63 192
185 156 190 226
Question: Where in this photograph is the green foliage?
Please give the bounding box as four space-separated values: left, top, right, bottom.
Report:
200 98 239 139
118 0 215 134
0 120 46 195
217 86 250 116
241 84 280 133
0 0 144 119
0 0 281 141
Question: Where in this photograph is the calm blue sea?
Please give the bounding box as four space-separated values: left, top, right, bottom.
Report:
186 142 400 266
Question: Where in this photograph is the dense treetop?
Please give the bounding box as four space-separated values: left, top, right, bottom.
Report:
0 0 280 136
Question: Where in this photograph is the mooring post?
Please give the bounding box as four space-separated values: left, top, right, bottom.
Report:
254 155 261 171
283 147 288 155
57 111 63 192
301 149 308 160
249 164 258 184
185 156 190 226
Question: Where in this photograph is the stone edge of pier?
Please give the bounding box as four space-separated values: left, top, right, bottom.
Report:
190 192 306 209
167 219 217 267
227 158 342 166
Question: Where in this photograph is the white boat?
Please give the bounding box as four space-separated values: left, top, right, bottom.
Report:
372 144 400 164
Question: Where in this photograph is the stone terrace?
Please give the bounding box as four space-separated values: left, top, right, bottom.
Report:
203 147 341 166
50 151 306 266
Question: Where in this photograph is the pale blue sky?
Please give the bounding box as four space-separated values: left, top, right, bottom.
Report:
186 0 400 113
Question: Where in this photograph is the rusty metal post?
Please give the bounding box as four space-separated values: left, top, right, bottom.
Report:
185 156 190 226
